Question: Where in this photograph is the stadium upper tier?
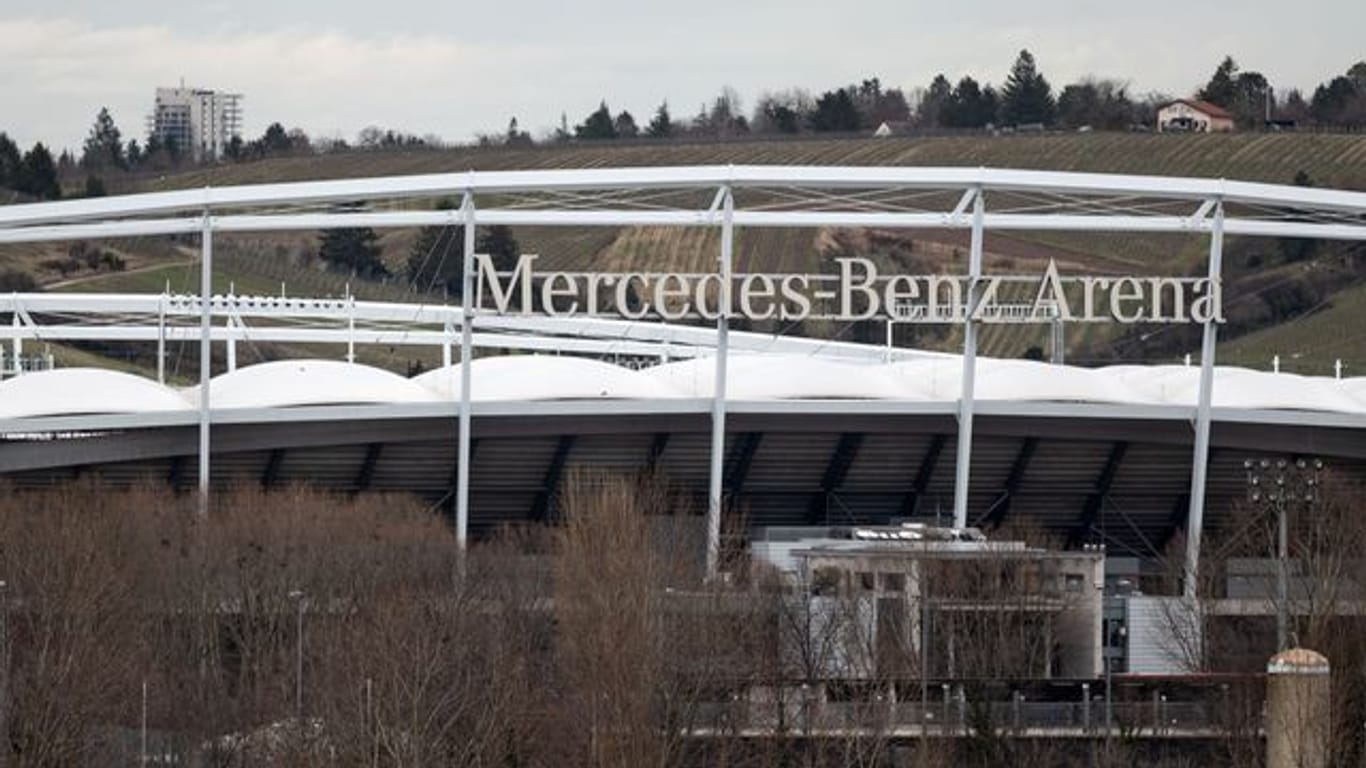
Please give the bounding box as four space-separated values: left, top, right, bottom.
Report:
2 356 1364 420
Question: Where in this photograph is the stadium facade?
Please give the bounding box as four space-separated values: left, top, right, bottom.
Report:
2 165 1365 601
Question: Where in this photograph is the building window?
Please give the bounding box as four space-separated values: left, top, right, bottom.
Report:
858 571 876 592
880 573 906 592
810 567 842 596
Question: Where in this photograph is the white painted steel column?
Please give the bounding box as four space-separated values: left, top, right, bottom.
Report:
197 211 213 516
456 193 475 554
952 187 985 530
1184 197 1224 599
442 313 453 369
346 294 356 364
706 186 734 578
156 293 166 384
225 317 237 372
9 313 18 373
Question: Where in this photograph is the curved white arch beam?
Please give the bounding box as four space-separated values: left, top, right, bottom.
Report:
1 166 1364 239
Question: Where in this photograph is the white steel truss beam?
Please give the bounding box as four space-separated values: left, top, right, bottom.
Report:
3 210 1363 243
7 167 1366 217
2 166 1365 233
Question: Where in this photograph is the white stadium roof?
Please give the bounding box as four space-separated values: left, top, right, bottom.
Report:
3 355 1366 419
188 359 441 409
646 356 913 400
415 356 683 401
0 368 195 419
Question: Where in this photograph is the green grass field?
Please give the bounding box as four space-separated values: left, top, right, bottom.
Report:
1219 281 1366 376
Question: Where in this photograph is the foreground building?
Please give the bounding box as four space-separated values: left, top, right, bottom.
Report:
752 525 1103 681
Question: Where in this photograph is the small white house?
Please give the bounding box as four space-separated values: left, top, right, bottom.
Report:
1157 99 1235 133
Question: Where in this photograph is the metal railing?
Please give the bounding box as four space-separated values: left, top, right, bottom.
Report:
0 350 54 379
690 697 1218 736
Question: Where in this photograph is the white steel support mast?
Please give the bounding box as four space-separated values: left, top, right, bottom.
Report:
457 191 476 556
1184 197 1225 599
706 186 734 579
952 187 985 530
197 211 213 516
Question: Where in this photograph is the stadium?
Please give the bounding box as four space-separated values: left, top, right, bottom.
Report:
2 165 1365 590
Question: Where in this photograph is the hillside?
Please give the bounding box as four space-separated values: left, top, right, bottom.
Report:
4 132 1366 372
129 133 1366 190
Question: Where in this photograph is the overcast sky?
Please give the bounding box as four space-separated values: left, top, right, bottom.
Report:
2 0 1362 152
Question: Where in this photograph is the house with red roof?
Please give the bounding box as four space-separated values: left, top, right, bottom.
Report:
1156 99 1235 132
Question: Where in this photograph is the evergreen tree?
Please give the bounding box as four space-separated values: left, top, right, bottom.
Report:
853 77 910 127
83 175 107 198
1278 88 1312 124
1000 50 1056 126
141 133 176 171
259 122 292 154
575 101 618 140
646 101 673 138
761 101 802 133
810 88 861 132
1056 79 1135 129
1199 56 1240 107
0 269 36 292
946 77 997 128
980 85 1001 127
478 226 520 272
1310 77 1356 123
285 127 312 153
1309 65 1366 126
0 133 21 189
505 117 533 147
699 88 747 136
17 143 60 200
81 107 126 171
407 206 520 298
1231 70 1272 127
125 139 143 169
407 223 463 295
1350 62 1366 90
318 226 387 279
224 135 244 161
917 75 954 127
614 111 639 139
1278 170 1317 263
